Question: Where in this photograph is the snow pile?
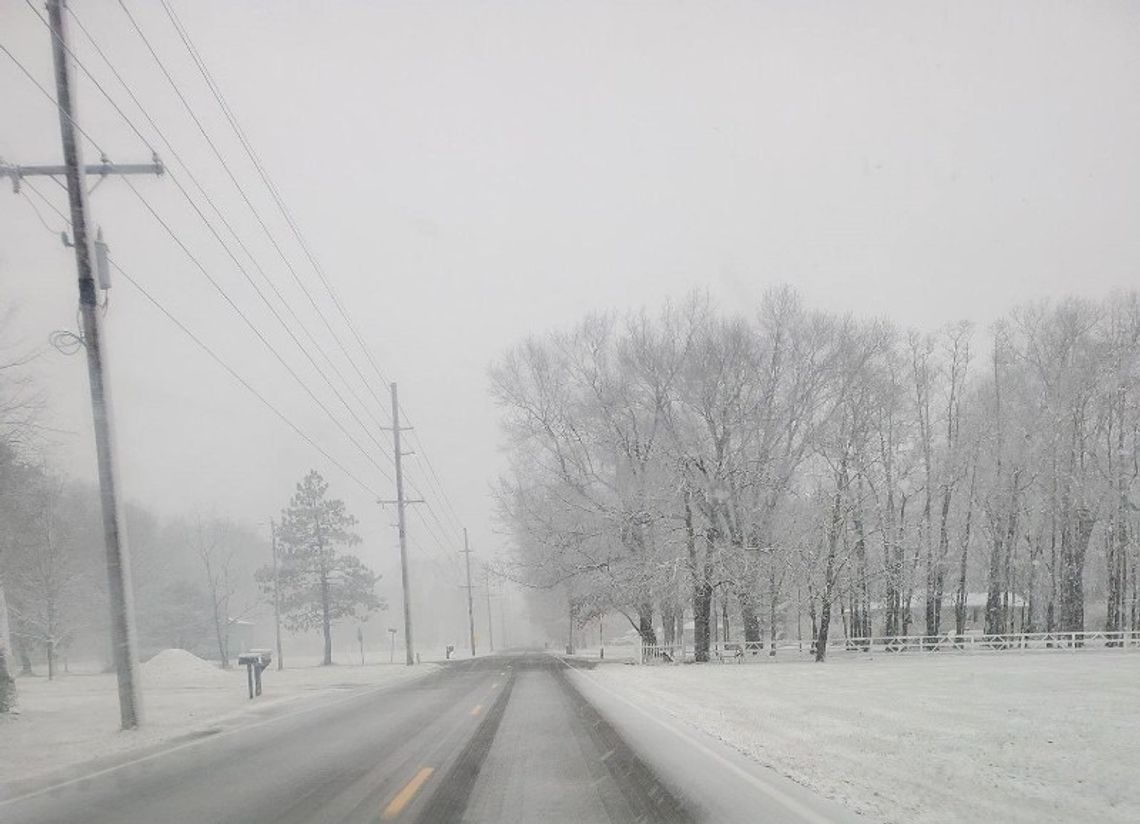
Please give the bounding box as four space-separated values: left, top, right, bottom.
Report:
592 652 1140 824
141 649 234 689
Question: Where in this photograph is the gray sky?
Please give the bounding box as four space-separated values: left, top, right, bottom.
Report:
2 0 1139 595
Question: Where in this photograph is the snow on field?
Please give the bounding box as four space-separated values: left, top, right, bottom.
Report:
590 651 1140 824
0 651 440 790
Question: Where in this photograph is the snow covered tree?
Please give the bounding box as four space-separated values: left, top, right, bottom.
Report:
257 471 382 665
0 311 42 711
192 515 243 668
6 473 88 680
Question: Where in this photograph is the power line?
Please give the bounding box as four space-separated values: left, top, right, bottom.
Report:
18 180 66 236
3 14 392 513
110 257 380 499
42 2 399 471
9 5 469 555
114 171 397 484
157 0 390 414
154 0 471 537
119 0 395 426
0 37 107 156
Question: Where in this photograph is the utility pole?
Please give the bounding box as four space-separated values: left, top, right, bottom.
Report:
382 383 417 666
36 0 160 731
461 528 476 657
485 568 495 653
270 520 283 671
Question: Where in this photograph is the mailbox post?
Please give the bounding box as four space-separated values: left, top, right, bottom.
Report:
237 650 273 699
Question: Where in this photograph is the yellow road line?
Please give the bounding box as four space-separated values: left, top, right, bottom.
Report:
471 704 483 716
381 766 434 819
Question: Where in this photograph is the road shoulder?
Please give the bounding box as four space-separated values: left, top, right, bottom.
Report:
0 662 442 804
561 657 868 824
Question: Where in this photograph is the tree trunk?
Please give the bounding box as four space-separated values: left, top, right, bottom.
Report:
954 458 977 637
0 581 16 712
851 479 871 645
213 600 229 669
1106 387 1128 641
661 602 676 646
637 603 657 646
1059 506 1093 632
815 596 832 662
985 336 1006 636
740 589 762 644
684 490 712 662
767 563 779 655
320 570 333 665
693 547 713 663
566 600 575 655
815 449 847 662
929 481 952 636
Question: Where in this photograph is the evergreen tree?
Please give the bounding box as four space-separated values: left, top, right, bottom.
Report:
257 470 382 665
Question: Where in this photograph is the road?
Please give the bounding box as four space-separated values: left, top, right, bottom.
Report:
0 652 864 823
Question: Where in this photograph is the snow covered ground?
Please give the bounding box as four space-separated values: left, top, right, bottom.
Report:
0 650 439 790
589 651 1140 824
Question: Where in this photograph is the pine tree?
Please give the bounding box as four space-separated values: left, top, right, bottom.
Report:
257 470 382 665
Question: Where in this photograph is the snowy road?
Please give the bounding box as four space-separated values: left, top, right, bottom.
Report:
0 653 863 823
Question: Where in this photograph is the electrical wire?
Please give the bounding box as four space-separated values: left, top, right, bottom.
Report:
0 37 107 156
19 183 65 237
6 9 468 555
34 1 399 473
157 0 390 414
110 256 380 499
119 0 393 424
115 170 397 484
21 178 70 227
155 0 471 538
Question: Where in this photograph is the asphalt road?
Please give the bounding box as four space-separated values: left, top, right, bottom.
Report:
0 652 865 824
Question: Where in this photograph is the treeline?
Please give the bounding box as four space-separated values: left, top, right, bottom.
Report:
0 448 384 696
0 442 269 676
0 345 379 717
491 289 1140 661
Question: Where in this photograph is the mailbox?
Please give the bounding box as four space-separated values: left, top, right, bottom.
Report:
237 649 273 699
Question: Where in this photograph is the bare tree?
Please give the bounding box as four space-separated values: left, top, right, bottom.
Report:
0 307 43 711
7 474 86 680
192 515 242 668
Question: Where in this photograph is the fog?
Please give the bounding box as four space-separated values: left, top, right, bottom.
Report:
3 2 1140 822
2 1 1136 553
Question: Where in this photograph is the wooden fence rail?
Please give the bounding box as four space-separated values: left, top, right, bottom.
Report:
638 630 1140 664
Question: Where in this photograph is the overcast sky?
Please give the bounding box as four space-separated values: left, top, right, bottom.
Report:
2 1 1139 596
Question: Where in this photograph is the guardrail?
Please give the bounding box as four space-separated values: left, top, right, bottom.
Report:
638 630 1140 664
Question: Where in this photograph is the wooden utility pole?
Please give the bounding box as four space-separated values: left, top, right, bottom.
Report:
462 529 476 657
270 519 283 671
485 568 495 653
389 383 415 665
43 0 160 730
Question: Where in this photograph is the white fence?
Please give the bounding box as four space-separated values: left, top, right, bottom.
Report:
639 630 1140 664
